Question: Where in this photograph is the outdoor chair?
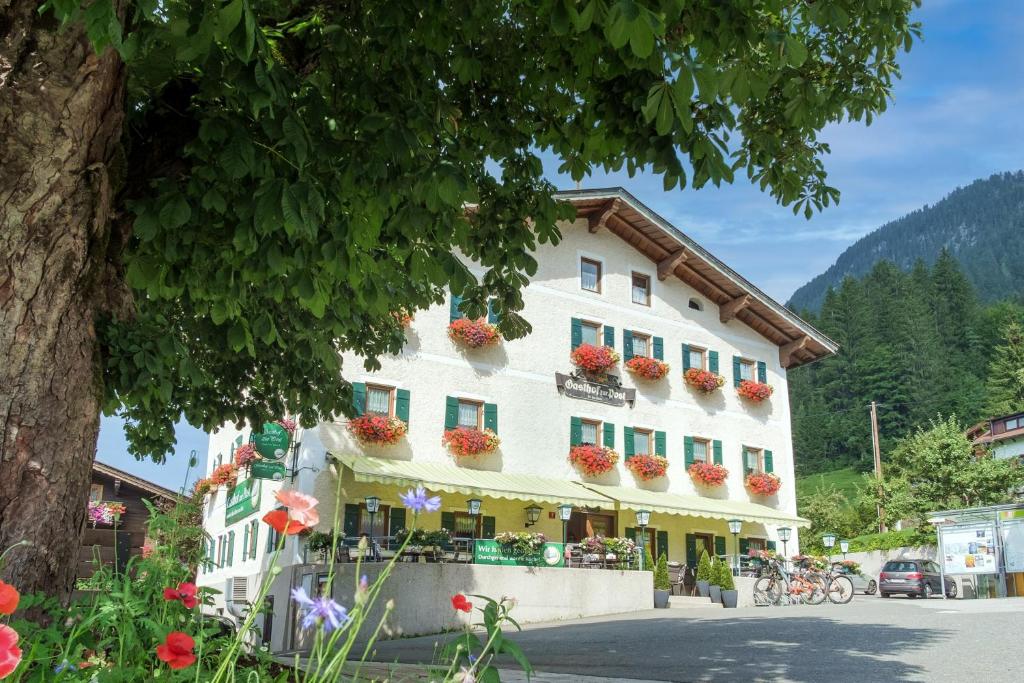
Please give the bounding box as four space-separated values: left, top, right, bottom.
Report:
667 564 682 594
681 566 696 596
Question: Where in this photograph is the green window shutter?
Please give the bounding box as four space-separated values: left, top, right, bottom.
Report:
684 436 695 468
481 516 496 539
227 531 235 567
242 524 249 560
764 450 774 473
713 440 723 465
766 540 777 552
570 416 583 446
656 530 669 561
250 522 258 559
739 538 750 556
389 508 406 537
487 299 498 324
441 511 455 532
732 356 742 387
624 427 635 459
450 293 463 322
653 336 664 361
343 504 360 538
395 388 411 423
757 361 767 384
654 431 666 456
352 382 366 417
623 330 634 361
685 534 698 568
603 422 615 449
714 536 726 557
682 343 691 371
624 527 636 542
444 396 459 430
603 325 615 348
709 350 719 374
570 318 583 350
483 403 498 433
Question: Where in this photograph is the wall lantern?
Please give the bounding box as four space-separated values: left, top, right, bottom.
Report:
467 498 482 516
524 505 543 527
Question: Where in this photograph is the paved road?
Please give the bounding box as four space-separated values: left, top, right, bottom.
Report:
368 596 1024 682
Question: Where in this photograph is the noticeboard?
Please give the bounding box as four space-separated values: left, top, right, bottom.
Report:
941 524 998 574
473 539 565 568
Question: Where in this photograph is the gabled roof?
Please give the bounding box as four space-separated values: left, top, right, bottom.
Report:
93 460 187 501
557 188 839 368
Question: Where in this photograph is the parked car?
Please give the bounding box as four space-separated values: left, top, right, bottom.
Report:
879 559 958 598
832 563 877 595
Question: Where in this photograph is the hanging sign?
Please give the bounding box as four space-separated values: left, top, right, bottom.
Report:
252 422 290 460
225 479 261 525
251 460 287 481
473 539 565 567
555 372 635 407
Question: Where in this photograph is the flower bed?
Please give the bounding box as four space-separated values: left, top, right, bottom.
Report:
495 531 547 556
568 444 620 477
448 318 500 348
442 427 500 458
737 379 773 402
233 443 260 467
688 461 729 488
684 368 725 393
87 501 126 527
348 414 408 445
569 343 620 375
624 356 669 380
625 454 669 481
745 471 781 496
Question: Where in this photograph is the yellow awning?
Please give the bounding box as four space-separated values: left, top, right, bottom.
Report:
331 453 614 508
579 483 810 528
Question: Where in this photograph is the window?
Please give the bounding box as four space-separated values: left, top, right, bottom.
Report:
89 484 104 502
631 272 651 306
688 298 703 311
365 384 394 416
580 320 601 347
451 512 481 539
687 346 706 371
747 538 766 552
634 429 653 456
739 358 756 382
581 258 602 293
743 447 763 475
358 504 389 538
1006 417 1021 431
457 400 482 429
631 332 650 358
692 438 710 464
581 419 600 446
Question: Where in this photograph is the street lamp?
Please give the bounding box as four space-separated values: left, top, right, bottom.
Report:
778 527 792 565
839 539 849 560
524 505 543 528
557 504 573 547
365 496 381 561
635 509 651 571
728 519 742 576
822 532 837 563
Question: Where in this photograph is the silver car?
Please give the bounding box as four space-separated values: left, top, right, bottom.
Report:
832 563 877 595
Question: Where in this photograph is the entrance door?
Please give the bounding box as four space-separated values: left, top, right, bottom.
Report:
568 512 615 543
695 533 714 561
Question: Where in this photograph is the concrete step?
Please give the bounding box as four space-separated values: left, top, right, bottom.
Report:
668 595 722 608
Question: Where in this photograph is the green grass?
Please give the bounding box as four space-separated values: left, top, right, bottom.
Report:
795 467 866 507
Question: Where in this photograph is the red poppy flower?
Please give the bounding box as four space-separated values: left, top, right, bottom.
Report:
162 582 198 609
263 509 310 535
0 625 22 678
0 581 19 615
451 593 472 613
156 631 196 670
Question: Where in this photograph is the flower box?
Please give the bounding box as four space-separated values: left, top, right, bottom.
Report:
688 461 729 488
87 501 126 527
625 356 670 380
581 535 637 559
684 368 725 393
625 454 669 481
745 472 781 496
568 444 620 477
442 427 500 458
737 379 773 402
206 462 239 489
494 531 547 556
569 343 620 375
348 414 408 445
448 318 500 348
233 443 260 468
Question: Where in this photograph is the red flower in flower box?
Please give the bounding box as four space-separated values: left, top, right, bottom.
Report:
688 461 729 488
442 427 501 458
233 443 260 467
208 462 239 488
348 414 408 445
625 454 669 481
448 318 501 348
568 444 620 477
624 356 670 380
684 368 725 393
745 472 781 496
569 343 620 375
737 379 773 402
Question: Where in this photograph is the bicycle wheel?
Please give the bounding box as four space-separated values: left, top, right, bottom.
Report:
801 575 827 605
827 575 855 604
754 576 782 605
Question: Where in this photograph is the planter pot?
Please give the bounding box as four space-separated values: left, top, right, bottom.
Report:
653 589 671 609
721 589 738 608
709 585 722 603
696 580 710 598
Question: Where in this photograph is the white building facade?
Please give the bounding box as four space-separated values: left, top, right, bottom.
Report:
197 189 835 647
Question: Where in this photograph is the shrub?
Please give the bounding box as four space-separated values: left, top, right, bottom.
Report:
625 454 669 481
696 549 713 582
625 356 670 380
716 560 735 591
653 553 671 590
568 444 619 476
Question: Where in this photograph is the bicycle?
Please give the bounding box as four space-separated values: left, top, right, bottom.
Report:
753 555 826 605
818 564 855 604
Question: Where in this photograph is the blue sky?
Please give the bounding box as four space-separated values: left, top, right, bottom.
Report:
100 0 1024 489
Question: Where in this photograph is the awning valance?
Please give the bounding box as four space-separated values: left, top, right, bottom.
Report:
331 453 614 509
579 483 810 528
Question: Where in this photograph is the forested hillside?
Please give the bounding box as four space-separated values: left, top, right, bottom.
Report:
788 171 1024 312
788 251 1024 475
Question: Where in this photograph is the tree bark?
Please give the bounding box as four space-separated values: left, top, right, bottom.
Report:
0 0 127 598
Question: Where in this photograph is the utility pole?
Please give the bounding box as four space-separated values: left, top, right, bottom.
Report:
870 401 887 533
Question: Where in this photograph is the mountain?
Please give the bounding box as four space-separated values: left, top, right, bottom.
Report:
788 171 1024 312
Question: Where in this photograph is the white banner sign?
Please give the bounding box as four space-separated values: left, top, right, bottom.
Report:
941 525 998 574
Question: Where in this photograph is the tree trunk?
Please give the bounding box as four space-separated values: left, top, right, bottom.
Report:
0 0 127 599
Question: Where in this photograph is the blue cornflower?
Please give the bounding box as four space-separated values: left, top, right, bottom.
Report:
54 660 76 674
291 587 349 632
399 485 441 513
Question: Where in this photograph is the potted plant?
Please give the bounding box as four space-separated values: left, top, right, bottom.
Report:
653 552 672 608
305 530 333 562
695 549 713 597
684 368 725 393
448 317 501 348
568 444 619 476
625 454 669 481
442 427 501 459
718 560 738 608
708 558 723 604
624 356 670 381
737 379 773 402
